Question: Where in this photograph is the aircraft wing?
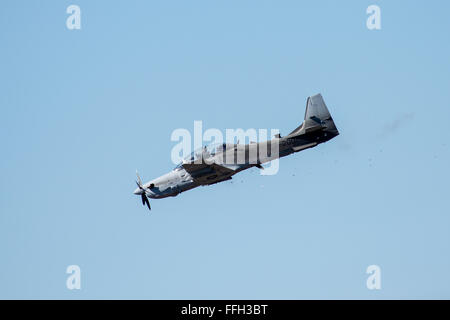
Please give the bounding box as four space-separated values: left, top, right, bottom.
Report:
182 161 237 185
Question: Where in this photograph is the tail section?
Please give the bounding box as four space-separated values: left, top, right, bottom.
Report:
289 94 339 136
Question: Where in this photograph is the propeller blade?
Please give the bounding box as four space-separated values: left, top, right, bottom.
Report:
141 194 151 210
136 170 142 187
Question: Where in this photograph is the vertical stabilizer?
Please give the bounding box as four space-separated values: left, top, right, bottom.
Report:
289 94 339 136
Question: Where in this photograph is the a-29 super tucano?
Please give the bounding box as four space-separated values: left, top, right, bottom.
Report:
134 94 339 210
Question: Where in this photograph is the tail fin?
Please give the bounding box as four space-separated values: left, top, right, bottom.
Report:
289 94 339 136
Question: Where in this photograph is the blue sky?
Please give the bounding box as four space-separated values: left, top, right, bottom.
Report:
1 0 449 299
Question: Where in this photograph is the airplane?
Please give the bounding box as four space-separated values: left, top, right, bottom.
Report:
134 93 339 210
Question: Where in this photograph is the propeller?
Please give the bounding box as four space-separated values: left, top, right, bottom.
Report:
135 171 151 210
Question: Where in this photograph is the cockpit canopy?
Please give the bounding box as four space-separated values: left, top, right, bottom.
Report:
174 143 234 170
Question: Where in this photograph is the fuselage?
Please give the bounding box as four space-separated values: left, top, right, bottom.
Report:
133 125 339 199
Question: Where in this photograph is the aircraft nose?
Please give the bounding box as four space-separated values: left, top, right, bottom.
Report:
134 187 143 195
